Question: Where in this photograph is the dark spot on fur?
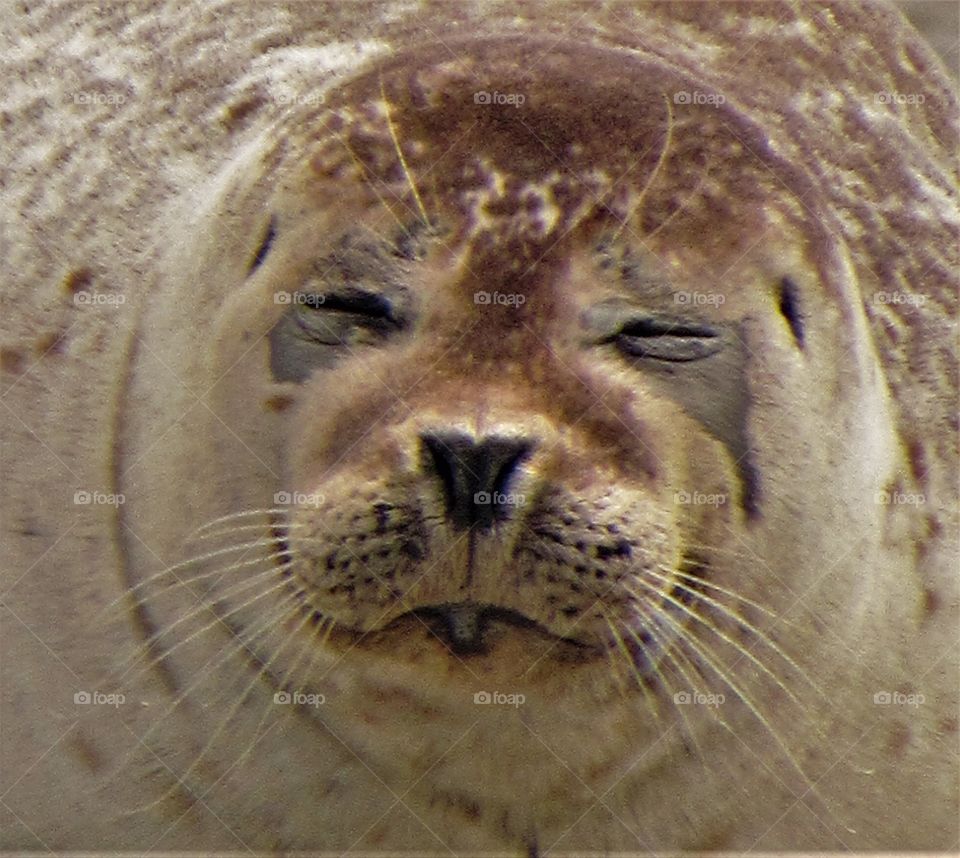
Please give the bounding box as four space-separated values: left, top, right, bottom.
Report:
922 587 940 618
905 436 928 487
34 329 68 356
264 393 294 412
926 514 943 538
777 276 805 348
886 721 911 758
0 346 25 374
62 267 94 295
222 93 267 132
741 457 762 520
596 538 632 560
69 730 105 773
373 503 391 534
400 539 423 561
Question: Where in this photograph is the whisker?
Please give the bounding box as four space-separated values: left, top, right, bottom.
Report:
119 588 307 812
380 73 430 226
100 538 279 620
648 564 825 700
643 152 714 241
156 604 318 806
670 564 776 619
627 576 814 719
231 615 337 779
188 515 324 545
190 507 291 537
116 562 293 682
611 93 673 243
603 613 658 719
623 579 822 800
333 128 410 234
620 609 708 761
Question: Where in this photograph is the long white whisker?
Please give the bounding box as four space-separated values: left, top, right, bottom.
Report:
648 564 824 700
116 559 293 682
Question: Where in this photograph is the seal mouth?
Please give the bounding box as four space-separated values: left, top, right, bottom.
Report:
271 521 600 660
384 601 595 657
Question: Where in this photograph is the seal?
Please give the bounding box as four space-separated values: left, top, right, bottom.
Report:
1 2 956 852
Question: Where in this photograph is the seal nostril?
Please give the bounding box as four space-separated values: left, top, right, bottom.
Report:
422 434 460 514
490 441 533 498
420 432 534 530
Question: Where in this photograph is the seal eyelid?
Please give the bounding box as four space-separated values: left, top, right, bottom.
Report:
291 288 404 347
613 317 723 362
618 318 718 339
303 290 396 320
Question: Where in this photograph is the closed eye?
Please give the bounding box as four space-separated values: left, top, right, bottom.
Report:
294 289 402 344
614 317 722 362
310 290 394 318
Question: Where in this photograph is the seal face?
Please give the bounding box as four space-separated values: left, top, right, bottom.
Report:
202 39 797 668
14 8 948 853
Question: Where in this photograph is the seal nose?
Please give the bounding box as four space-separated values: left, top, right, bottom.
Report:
420 431 533 530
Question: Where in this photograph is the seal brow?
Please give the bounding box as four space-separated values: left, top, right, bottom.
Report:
777 276 805 349
247 215 276 276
